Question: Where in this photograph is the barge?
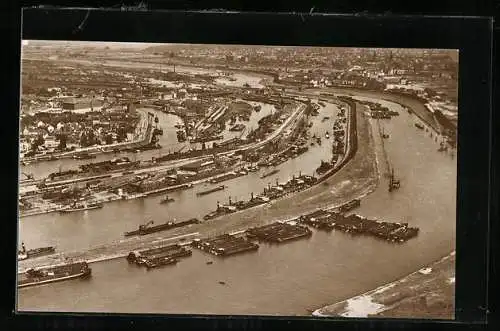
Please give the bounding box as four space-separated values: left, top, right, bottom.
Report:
127 243 192 264
163 183 194 193
337 199 361 213
73 153 96 160
18 261 91 288
124 218 200 237
300 212 419 243
260 169 279 179
60 201 103 213
145 257 178 269
191 234 259 257
18 245 56 261
196 185 226 196
246 222 312 244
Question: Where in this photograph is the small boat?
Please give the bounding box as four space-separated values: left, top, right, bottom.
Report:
388 167 401 192
218 281 226 285
196 185 226 196
325 132 330 139
414 123 424 130
321 116 330 122
206 261 213 265
160 195 175 204
254 105 261 112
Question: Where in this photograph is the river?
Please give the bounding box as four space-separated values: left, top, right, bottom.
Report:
17 66 456 316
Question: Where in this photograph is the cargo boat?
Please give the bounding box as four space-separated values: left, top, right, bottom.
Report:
18 261 91 288
18 246 56 261
197 185 226 196
124 218 200 237
260 169 279 179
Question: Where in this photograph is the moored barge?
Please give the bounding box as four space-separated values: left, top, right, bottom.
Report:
124 218 200 237
18 261 91 288
337 199 361 213
260 169 279 179
18 246 56 261
196 185 226 196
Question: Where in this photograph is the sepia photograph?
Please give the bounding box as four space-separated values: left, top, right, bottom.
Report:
17 41 458 319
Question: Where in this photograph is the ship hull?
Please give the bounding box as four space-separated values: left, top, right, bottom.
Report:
18 269 91 288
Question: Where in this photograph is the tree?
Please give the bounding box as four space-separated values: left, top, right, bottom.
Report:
105 133 113 145
31 134 45 151
56 133 67 150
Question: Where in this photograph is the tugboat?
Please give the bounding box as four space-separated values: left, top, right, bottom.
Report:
160 195 175 204
388 167 401 192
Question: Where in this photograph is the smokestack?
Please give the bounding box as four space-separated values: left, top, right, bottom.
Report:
216 201 220 210
251 192 254 200
276 178 279 186
229 196 232 205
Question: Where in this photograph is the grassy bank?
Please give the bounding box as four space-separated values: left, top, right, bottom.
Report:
313 252 455 319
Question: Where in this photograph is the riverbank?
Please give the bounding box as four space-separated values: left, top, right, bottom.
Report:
312 251 455 319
